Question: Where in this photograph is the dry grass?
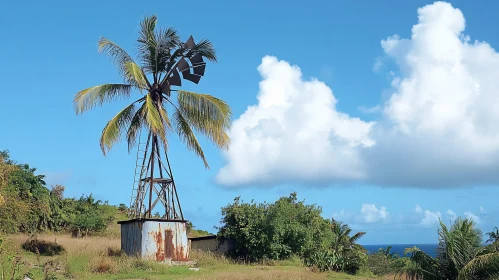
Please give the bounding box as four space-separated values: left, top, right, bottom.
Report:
2 234 381 280
6 233 120 255
181 268 357 280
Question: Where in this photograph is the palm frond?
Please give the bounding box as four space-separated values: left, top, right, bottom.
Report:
405 247 440 280
74 84 132 114
157 27 181 55
142 94 166 147
138 15 157 43
176 90 231 149
124 61 148 89
186 38 217 62
126 102 146 152
458 252 499 280
172 108 209 168
349 232 365 244
156 102 172 149
137 15 160 75
98 38 144 87
99 101 138 155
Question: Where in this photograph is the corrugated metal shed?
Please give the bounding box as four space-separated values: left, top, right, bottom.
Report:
118 219 189 263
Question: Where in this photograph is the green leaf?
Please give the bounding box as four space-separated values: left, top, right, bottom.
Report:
142 94 167 148
186 38 217 62
126 104 144 153
74 84 131 115
176 90 231 149
98 38 144 87
99 98 144 155
172 108 208 168
124 61 148 89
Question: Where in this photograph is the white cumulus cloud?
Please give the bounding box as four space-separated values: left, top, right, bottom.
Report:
332 204 389 225
217 1 499 188
420 210 442 227
216 56 375 186
464 211 481 224
364 1 499 187
447 209 457 221
361 204 389 223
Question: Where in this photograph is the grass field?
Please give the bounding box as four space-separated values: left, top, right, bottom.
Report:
0 234 400 280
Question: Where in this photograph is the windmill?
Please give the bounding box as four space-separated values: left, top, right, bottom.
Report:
128 36 207 221
74 15 230 263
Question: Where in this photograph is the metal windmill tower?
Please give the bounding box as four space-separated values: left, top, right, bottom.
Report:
127 35 207 221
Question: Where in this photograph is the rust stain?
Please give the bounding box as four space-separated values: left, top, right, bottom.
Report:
165 229 173 260
174 245 188 261
153 224 165 262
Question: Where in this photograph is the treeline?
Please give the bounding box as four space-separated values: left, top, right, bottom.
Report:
0 150 121 236
216 193 499 278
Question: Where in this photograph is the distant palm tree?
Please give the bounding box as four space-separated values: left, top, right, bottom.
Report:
330 218 366 253
74 15 231 168
486 227 499 244
377 245 398 259
405 218 499 280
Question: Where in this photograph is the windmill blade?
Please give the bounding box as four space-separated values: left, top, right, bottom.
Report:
184 35 195 49
192 63 206 76
175 52 205 84
181 72 202 84
167 69 182 87
189 53 206 76
177 58 190 73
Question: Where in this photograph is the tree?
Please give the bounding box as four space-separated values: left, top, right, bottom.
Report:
377 246 398 259
486 227 499 244
405 218 499 280
327 219 367 273
330 218 365 254
73 15 231 169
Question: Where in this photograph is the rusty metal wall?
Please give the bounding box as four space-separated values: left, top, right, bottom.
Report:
120 220 189 263
120 221 142 257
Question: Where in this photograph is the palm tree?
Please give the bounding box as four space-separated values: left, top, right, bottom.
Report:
74 15 231 168
486 227 499 244
330 218 366 253
405 218 499 280
377 245 398 259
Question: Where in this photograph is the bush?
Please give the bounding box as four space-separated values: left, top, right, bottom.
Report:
367 253 411 276
106 247 124 257
22 237 65 256
218 193 333 262
91 257 117 273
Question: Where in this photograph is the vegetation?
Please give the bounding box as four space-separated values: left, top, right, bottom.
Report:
217 193 369 275
405 218 499 279
377 246 398 259
4 150 499 279
187 222 212 238
73 15 231 169
21 237 65 256
0 151 120 237
487 227 499 244
0 234 385 280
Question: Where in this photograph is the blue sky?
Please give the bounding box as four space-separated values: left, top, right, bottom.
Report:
2 0 499 244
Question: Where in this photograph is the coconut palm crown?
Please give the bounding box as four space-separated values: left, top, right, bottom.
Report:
74 15 231 168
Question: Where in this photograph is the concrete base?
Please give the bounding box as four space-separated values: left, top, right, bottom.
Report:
118 219 189 263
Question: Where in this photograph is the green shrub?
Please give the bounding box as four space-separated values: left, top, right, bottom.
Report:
218 193 333 262
367 253 412 276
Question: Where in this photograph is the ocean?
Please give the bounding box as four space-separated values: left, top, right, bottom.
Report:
362 244 438 258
